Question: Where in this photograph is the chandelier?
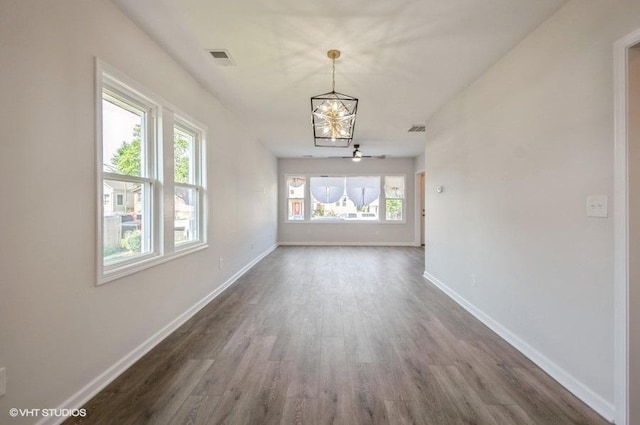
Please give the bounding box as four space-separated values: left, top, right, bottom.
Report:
311 49 358 148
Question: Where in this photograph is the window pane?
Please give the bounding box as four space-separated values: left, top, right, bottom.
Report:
386 199 403 221
288 199 304 220
287 177 305 220
384 176 405 198
102 95 145 176
103 180 150 264
346 177 380 207
384 176 404 221
175 186 198 245
310 176 379 220
310 177 344 204
174 126 195 184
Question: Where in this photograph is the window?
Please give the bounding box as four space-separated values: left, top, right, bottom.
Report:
100 85 155 268
384 176 405 221
285 174 406 223
98 62 207 284
310 176 380 220
174 122 203 247
287 176 305 220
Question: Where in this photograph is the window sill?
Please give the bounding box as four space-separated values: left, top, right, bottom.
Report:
98 242 208 285
284 220 407 225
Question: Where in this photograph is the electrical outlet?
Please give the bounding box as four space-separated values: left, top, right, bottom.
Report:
0 367 6 398
218 257 223 270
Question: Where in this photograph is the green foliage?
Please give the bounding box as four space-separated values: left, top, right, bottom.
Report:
111 125 141 176
312 203 325 217
174 132 190 183
111 125 191 183
103 245 122 257
386 199 403 220
121 229 142 253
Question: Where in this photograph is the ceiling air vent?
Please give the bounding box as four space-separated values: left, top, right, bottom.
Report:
408 125 426 132
207 49 236 66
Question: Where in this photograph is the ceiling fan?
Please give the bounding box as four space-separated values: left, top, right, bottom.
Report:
330 144 387 161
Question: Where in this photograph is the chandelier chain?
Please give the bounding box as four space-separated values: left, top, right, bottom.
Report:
332 57 336 92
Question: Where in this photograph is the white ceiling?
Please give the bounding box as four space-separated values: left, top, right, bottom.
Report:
113 0 567 159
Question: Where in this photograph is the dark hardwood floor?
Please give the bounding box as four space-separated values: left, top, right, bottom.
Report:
67 246 609 424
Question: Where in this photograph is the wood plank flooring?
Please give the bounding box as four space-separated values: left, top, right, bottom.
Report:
66 246 609 425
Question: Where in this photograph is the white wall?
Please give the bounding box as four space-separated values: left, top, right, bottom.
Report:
414 153 425 173
0 0 277 423
423 0 640 420
278 158 416 245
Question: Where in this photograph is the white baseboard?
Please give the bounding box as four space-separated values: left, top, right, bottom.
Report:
423 271 615 423
37 244 278 425
278 241 415 246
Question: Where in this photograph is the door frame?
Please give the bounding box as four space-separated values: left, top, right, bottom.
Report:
613 27 640 425
415 170 425 246
419 172 425 246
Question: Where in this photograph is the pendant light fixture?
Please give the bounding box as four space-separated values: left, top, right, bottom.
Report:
311 49 358 148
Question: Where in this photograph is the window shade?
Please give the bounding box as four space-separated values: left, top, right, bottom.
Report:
384 176 404 198
346 176 380 207
310 177 345 204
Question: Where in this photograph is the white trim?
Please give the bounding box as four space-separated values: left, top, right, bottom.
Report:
37 243 278 425
97 59 163 285
172 116 207 248
100 243 208 284
278 241 416 246
96 58 210 285
423 271 615 423
613 28 640 425
414 171 425 246
95 57 105 288
283 173 408 224
285 220 406 225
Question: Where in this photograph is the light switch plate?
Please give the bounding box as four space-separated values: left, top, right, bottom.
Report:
587 195 608 218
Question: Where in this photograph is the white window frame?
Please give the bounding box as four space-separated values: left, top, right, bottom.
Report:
285 176 306 221
384 175 406 222
173 117 206 250
96 59 208 285
284 173 407 224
